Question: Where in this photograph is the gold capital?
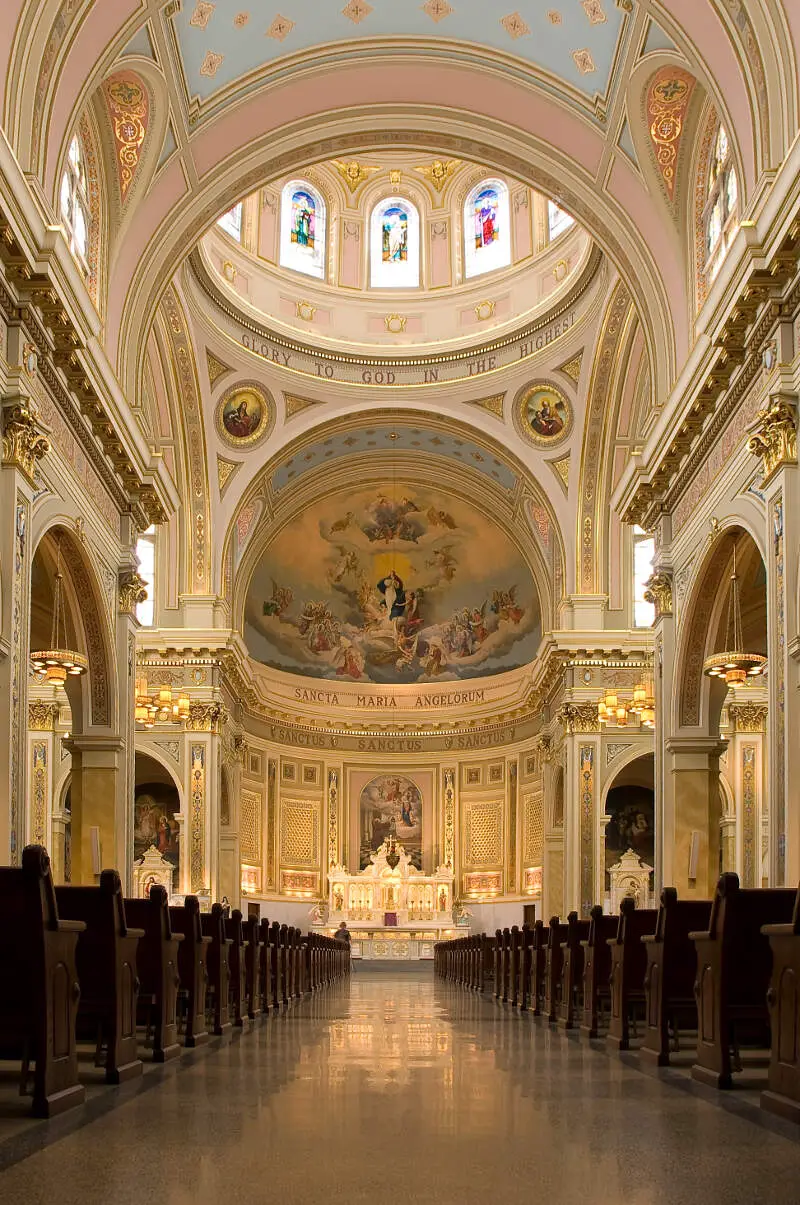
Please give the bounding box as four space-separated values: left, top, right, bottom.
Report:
2 400 49 484
643 571 673 620
119 571 148 615
748 395 797 484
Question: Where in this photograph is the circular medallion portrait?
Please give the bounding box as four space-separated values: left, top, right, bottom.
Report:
514 381 572 448
215 382 274 449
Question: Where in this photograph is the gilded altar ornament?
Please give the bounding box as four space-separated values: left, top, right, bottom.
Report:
118 570 148 615
643 571 673 619
2 400 49 482
332 160 380 193
748 394 798 483
413 159 460 192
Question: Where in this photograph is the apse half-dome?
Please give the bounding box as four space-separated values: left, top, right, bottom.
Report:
243 484 541 686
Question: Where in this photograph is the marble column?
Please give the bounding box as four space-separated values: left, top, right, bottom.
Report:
664 736 727 898
644 517 675 895
66 733 126 883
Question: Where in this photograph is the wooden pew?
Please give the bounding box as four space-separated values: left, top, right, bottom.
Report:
493 929 503 999
258 918 273 1012
480 932 495 994
640 889 712 1066
500 928 512 1003
200 904 232 1036
272 921 284 1008
169 896 210 1046
544 915 572 1023
530 920 548 1017
518 924 534 1010
124 886 182 1062
56 869 144 1083
509 926 523 1006
225 909 248 1028
243 915 262 1020
580 906 617 1038
762 886 800 1122
690 873 795 1088
557 912 591 1030
606 899 658 1050
0 845 85 1116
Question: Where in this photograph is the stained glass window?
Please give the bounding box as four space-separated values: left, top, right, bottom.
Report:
370 197 420 288
548 200 575 241
217 202 242 241
279 180 326 279
60 135 91 273
704 124 739 285
464 179 511 278
633 525 655 628
135 525 156 627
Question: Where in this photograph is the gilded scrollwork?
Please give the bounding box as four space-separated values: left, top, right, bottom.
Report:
643 571 673 619
185 702 225 732
2 400 49 483
557 703 599 734
118 570 148 615
748 395 797 483
28 701 60 731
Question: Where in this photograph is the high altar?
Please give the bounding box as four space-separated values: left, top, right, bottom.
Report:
322 841 457 960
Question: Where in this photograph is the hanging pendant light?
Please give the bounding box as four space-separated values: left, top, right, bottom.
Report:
703 540 767 686
30 537 88 687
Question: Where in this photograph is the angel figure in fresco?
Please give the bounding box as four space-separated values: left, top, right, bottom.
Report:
421 640 447 677
426 545 458 581
330 511 355 533
491 586 524 625
328 547 360 584
426 506 457 530
335 638 365 680
263 579 293 617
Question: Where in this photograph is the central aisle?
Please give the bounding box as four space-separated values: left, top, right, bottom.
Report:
0 970 797 1204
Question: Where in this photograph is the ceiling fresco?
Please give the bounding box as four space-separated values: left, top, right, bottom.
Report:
243 484 541 684
172 1 630 107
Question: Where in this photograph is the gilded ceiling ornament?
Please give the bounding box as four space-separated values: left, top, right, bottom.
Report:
547 9 562 23
464 393 505 421
572 48 596 74
553 258 569 282
557 349 583 384
21 342 38 378
199 49 224 77
500 12 531 38
422 0 454 21
389 169 402 186
384 314 407 333
295 299 316 322
513 381 573 449
547 454 570 493
266 15 294 41
103 73 149 198
190 2 215 29
284 393 325 421
216 456 241 497
118 571 148 615
332 159 380 193
205 347 233 388
748 394 798 483
413 159 460 192
233 12 249 28
215 381 274 449
647 67 696 203
582 0 606 24
2 400 50 483
342 0 373 24
474 299 495 322
643 571 673 620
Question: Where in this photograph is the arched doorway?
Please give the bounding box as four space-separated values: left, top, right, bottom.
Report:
133 750 182 898
602 753 655 911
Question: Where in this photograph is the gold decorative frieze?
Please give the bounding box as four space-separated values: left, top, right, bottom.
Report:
643 571 673 619
463 871 502 896
28 701 60 731
748 394 797 484
281 869 319 894
118 570 148 615
2 400 49 483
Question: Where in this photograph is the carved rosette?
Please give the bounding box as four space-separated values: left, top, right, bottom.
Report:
748 395 798 483
2 401 49 483
557 703 600 734
643 571 673 620
118 570 148 615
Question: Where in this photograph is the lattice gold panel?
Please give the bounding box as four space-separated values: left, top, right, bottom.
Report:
464 800 502 867
240 789 262 865
280 799 320 866
523 790 544 866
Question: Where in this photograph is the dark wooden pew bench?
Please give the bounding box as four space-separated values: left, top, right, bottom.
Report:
691 873 795 1089
606 899 658 1051
169 896 210 1046
557 913 591 1030
124 886 182 1062
544 915 572 1024
225 908 248 1028
243 916 262 1020
762 886 800 1122
0 845 85 1116
581 907 617 1039
640 888 712 1066
56 869 143 1083
201 904 233 1036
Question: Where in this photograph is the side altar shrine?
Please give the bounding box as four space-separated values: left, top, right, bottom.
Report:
314 840 458 960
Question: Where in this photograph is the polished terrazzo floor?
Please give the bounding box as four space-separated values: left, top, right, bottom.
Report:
1 970 798 1204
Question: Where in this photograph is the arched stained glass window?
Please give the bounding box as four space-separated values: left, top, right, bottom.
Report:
704 124 739 284
464 179 511 278
370 197 420 288
279 180 326 279
548 200 575 241
217 202 242 241
60 135 91 274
